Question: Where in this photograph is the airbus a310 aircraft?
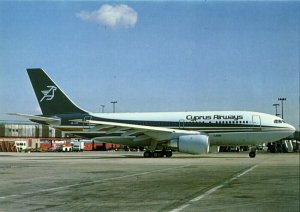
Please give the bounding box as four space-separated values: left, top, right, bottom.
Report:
12 69 295 158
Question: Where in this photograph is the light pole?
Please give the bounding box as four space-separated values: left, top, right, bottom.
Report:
100 105 105 113
278 98 286 119
111 101 117 113
273 103 280 117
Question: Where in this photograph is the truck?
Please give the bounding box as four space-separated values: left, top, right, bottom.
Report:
72 141 84 152
15 140 28 152
56 145 72 152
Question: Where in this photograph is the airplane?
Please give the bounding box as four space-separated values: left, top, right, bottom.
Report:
11 68 296 158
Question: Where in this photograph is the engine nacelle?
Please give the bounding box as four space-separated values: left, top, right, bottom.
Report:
169 134 209 154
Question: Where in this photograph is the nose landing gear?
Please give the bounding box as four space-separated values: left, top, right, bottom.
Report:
249 147 257 158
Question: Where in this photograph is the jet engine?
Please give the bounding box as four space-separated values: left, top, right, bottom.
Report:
169 134 209 154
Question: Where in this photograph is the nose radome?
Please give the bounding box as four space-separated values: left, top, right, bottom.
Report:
288 124 296 132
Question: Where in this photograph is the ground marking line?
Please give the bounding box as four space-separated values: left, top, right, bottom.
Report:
173 204 190 212
0 164 191 199
170 164 258 212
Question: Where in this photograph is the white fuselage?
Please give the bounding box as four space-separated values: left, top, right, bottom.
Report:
88 111 295 146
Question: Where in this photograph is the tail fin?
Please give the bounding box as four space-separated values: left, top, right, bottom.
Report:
27 68 87 115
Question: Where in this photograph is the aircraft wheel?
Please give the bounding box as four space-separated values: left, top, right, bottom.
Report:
165 150 173 157
249 151 256 158
153 151 162 158
144 151 152 158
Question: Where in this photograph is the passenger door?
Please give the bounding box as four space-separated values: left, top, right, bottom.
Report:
179 119 185 129
252 115 261 128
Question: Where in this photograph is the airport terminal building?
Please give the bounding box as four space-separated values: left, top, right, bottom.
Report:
0 121 120 152
0 121 61 138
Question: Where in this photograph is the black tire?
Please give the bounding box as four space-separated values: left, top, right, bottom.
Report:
249 151 256 158
165 150 173 157
153 151 162 158
144 151 152 158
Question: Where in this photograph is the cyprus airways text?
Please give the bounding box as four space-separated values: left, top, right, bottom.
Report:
186 115 243 122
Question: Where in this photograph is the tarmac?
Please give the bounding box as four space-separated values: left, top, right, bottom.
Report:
0 151 299 212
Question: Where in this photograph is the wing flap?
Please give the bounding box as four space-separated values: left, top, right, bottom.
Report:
82 120 200 142
84 120 199 134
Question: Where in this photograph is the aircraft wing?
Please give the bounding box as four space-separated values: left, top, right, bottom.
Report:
79 119 201 143
8 113 61 125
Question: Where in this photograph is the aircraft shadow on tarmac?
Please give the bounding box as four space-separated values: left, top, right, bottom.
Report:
22 155 249 160
0 153 250 160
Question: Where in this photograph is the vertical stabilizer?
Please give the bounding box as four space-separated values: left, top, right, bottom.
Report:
27 68 87 115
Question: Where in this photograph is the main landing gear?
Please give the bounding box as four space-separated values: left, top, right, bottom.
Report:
249 147 257 158
143 149 173 158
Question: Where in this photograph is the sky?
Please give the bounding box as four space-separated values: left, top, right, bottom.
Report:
0 1 299 129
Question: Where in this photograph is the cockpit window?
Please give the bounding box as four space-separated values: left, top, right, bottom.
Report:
274 119 283 124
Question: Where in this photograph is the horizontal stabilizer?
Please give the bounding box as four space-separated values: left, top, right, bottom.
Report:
8 113 61 125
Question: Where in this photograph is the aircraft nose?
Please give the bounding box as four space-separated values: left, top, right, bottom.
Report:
287 124 296 132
